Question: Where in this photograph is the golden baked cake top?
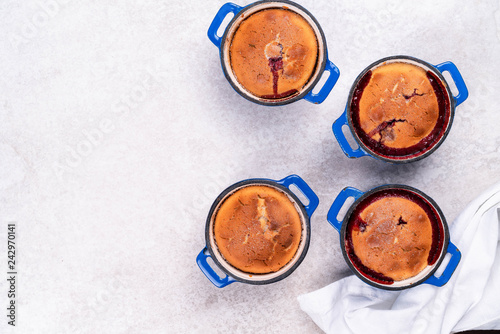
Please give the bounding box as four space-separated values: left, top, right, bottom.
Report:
229 8 318 99
214 185 302 274
357 62 440 149
350 196 433 281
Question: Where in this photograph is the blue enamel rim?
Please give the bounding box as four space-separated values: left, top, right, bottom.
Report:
332 55 469 163
326 184 461 290
207 1 340 106
197 174 319 288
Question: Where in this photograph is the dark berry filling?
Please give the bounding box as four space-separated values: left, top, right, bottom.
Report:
261 89 298 99
269 56 283 95
403 88 425 100
397 216 408 226
260 48 299 100
367 119 406 142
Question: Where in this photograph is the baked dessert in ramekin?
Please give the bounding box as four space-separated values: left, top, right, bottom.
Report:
333 56 469 163
327 185 461 290
214 184 302 274
208 0 340 105
197 175 319 287
229 8 318 100
345 188 441 284
351 61 448 158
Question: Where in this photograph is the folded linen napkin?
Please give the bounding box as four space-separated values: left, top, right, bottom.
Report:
298 182 500 334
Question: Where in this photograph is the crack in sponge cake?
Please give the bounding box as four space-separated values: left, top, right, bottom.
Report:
357 62 440 149
214 185 302 274
348 196 433 281
229 8 318 99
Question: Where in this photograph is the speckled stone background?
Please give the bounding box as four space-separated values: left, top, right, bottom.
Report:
0 0 499 333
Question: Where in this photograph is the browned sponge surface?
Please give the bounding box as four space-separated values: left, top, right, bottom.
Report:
351 196 433 281
358 62 440 148
214 185 302 274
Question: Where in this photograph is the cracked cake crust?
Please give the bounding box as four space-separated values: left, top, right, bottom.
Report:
357 62 440 149
349 196 433 281
213 185 302 274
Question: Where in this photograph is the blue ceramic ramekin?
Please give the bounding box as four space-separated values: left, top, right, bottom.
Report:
333 55 469 163
327 184 461 290
197 174 319 288
208 0 340 106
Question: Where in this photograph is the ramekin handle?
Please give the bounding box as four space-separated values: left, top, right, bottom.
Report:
207 2 243 48
196 247 236 288
434 61 469 107
277 174 319 218
327 187 364 232
303 59 340 104
332 109 370 158
423 242 461 287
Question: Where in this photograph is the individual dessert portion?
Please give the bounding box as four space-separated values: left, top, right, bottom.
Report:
229 8 319 99
213 185 302 274
351 62 450 157
346 190 441 283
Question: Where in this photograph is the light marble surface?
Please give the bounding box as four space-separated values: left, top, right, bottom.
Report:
0 0 499 333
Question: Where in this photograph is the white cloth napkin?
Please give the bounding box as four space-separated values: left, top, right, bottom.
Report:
298 182 500 334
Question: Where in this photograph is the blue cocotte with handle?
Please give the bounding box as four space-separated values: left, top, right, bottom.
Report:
208 1 340 106
327 185 461 290
332 56 469 163
197 174 319 288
